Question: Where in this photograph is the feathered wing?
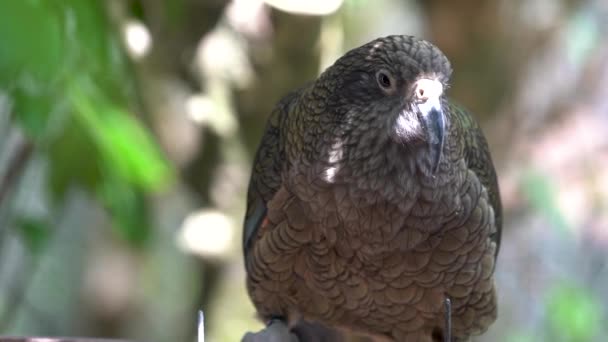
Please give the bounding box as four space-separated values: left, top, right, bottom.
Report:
449 103 502 258
243 90 363 342
242 92 298 265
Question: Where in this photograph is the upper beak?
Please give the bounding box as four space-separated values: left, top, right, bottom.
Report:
415 79 445 173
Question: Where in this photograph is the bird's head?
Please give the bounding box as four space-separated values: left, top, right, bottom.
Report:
314 35 452 174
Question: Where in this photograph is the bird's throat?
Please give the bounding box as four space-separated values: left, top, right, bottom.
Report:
392 110 425 145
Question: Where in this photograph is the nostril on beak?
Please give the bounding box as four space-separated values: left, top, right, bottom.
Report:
414 79 443 101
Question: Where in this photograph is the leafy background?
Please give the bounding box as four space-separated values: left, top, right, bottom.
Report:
0 0 606 341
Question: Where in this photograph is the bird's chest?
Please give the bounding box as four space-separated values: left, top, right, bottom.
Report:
251 164 496 338
291 165 466 256
293 183 459 286
279 165 467 300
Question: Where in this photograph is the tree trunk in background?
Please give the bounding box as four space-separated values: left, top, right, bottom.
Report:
236 9 323 154
420 0 516 121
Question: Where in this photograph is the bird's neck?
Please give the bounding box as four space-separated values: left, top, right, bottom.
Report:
315 136 451 198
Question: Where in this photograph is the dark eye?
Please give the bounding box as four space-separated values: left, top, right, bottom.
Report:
376 71 393 91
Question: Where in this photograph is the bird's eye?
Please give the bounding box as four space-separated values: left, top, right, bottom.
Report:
376 71 394 92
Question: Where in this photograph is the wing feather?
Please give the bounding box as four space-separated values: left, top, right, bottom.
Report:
243 91 299 264
449 103 502 258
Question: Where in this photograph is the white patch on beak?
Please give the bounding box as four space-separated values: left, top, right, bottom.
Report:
414 78 446 173
414 79 443 115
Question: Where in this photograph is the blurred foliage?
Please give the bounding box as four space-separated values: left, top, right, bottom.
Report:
546 284 602 341
0 1 173 246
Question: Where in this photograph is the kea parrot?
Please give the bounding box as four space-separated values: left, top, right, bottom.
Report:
242 35 502 342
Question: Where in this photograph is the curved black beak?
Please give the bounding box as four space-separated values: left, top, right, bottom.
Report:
415 80 445 173
420 103 445 173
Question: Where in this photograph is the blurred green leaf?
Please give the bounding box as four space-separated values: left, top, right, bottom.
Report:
0 1 64 85
0 0 170 250
48 117 104 199
0 0 171 247
11 86 62 137
0 1 66 136
49 115 152 247
1 1 134 137
14 217 51 255
65 0 134 105
48 111 155 247
99 179 150 247
61 78 171 246
546 284 602 341
97 111 173 190
68 79 174 191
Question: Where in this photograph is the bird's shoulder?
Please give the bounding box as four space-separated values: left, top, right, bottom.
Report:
448 103 502 257
242 87 304 261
